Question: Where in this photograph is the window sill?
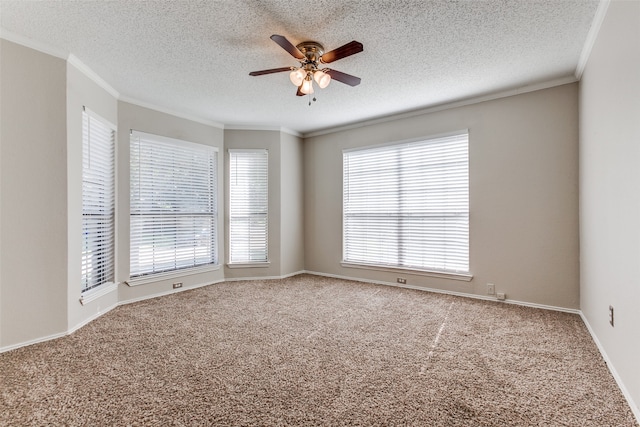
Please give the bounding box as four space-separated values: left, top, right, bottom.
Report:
126 264 221 286
80 282 118 305
226 261 271 269
341 262 473 282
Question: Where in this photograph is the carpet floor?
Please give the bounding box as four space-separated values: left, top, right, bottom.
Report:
0 274 636 426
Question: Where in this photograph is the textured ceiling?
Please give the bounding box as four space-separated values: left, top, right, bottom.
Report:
0 0 599 135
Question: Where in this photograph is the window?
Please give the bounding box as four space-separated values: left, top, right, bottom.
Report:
82 109 116 292
228 149 269 264
130 131 218 278
343 132 469 276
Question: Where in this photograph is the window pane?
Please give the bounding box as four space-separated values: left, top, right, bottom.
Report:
229 149 269 263
130 132 218 277
82 110 116 292
343 133 469 273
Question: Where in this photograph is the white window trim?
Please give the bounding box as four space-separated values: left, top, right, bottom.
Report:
226 261 271 269
341 129 469 154
80 281 118 305
83 106 117 131
340 262 473 282
129 130 219 279
81 106 117 294
126 263 221 286
228 148 269 264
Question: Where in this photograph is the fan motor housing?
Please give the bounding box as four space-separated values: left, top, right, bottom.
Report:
296 41 325 63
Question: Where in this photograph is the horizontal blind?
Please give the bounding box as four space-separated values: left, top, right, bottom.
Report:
82 110 116 292
343 133 469 273
130 131 218 277
229 149 268 263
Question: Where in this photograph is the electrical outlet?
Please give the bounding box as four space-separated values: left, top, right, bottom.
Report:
173 282 183 289
397 278 407 284
496 292 506 301
609 305 614 327
487 283 495 295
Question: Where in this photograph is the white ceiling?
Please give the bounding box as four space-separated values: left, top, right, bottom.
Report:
0 0 600 135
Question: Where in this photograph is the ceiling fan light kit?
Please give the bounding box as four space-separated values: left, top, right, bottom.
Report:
250 35 363 102
300 76 314 95
289 68 306 86
314 70 331 89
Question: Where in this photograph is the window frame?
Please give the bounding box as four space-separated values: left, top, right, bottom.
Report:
81 107 117 297
227 148 270 267
341 131 472 282
128 130 219 282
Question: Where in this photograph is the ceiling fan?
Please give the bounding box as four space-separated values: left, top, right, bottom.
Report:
249 35 363 98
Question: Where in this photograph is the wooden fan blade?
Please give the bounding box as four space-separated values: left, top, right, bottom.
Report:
296 86 304 96
320 41 363 64
270 34 305 60
249 67 293 76
325 69 361 86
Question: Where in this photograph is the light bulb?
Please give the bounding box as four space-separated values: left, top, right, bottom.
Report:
314 70 331 89
300 78 314 95
289 68 305 86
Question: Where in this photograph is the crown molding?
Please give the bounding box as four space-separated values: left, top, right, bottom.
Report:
280 127 303 138
68 54 120 99
304 75 578 138
1 28 119 99
224 124 303 138
118 95 225 129
575 0 611 79
2 25 583 140
0 27 67 59
1 27 222 129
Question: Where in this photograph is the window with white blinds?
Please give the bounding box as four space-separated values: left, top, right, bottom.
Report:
343 132 469 274
130 131 218 278
229 149 269 264
82 109 116 292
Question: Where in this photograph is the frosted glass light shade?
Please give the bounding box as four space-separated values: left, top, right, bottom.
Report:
300 78 314 95
314 70 331 88
289 68 305 86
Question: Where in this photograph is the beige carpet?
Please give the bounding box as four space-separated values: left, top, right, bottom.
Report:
0 274 636 426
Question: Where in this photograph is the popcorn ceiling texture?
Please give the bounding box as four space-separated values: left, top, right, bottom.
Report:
0 275 636 426
0 0 599 133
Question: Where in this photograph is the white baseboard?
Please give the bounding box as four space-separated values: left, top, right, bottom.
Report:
303 270 580 314
0 302 120 354
580 313 640 424
0 330 68 354
224 270 306 282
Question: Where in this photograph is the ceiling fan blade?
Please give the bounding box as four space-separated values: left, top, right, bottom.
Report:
270 34 305 60
296 86 304 96
325 69 361 86
249 67 293 76
320 41 363 64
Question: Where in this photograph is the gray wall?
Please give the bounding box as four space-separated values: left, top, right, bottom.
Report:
0 40 68 347
579 0 640 416
305 83 580 309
